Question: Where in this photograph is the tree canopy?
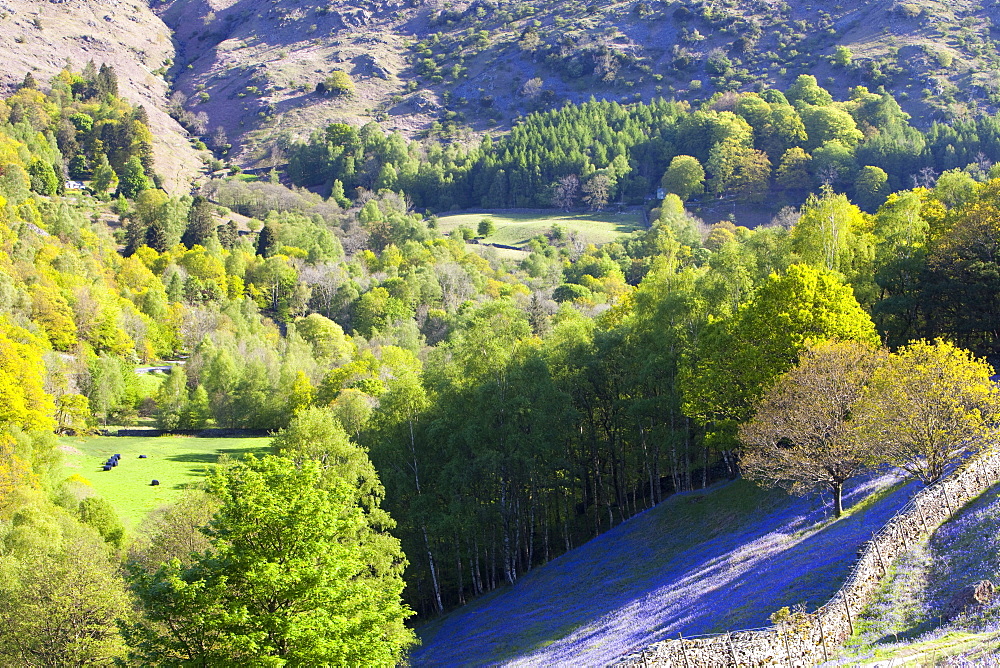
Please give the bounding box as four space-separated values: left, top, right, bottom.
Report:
681 263 879 445
853 339 998 484
127 454 416 665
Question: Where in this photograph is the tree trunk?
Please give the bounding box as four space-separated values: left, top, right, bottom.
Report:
543 494 550 564
832 481 843 518
455 533 465 605
472 536 483 596
643 425 655 508
527 481 535 571
423 525 444 614
702 437 709 489
561 487 571 552
683 417 691 491
489 528 496 591
501 480 515 585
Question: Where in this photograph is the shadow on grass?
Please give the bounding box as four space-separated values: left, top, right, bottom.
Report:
164 452 219 464
164 446 271 465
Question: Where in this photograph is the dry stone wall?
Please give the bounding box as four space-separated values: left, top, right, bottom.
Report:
614 449 1000 667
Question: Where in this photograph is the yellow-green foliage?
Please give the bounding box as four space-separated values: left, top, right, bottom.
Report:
0 322 56 432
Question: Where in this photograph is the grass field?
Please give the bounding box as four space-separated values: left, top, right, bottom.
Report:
133 370 167 399
436 211 644 248
58 435 272 529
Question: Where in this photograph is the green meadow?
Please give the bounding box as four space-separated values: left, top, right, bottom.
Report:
436 211 644 247
58 434 272 529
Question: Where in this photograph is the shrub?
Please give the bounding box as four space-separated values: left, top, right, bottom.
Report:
477 217 496 237
833 45 853 67
317 71 354 96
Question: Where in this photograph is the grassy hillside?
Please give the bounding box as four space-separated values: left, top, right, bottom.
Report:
841 480 1000 663
413 473 919 666
58 435 272 528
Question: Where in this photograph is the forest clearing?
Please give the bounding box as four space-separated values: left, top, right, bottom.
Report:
58 435 271 527
436 210 645 247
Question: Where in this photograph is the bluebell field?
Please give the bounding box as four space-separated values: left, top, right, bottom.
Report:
844 481 1000 662
414 472 918 667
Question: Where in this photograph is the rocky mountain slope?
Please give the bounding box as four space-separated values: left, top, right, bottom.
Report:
153 0 1000 168
6 0 1000 174
0 0 203 193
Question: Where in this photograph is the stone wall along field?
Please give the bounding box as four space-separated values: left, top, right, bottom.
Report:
615 448 1000 667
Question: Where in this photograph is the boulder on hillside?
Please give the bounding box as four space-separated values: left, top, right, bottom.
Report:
410 92 439 113
353 53 391 79
944 579 995 620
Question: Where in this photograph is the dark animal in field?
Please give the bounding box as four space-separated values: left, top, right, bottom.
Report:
139 454 147 458
151 480 160 486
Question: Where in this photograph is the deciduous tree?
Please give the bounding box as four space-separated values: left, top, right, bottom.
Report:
922 180 1000 355
117 155 150 199
661 155 705 202
775 147 812 191
871 190 929 346
681 264 879 448
791 189 874 303
739 341 886 516
127 454 415 665
155 365 187 431
0 501 130 665
853 339 998 484
551 174 580 210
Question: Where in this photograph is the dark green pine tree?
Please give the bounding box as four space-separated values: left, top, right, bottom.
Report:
132 105 150 125
527 293 551 337
96 63 119 98
166 271 184 303
256 222 279 258
217 219 239 249
123 218 147 257
182 196 216 248
145 218 170 253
